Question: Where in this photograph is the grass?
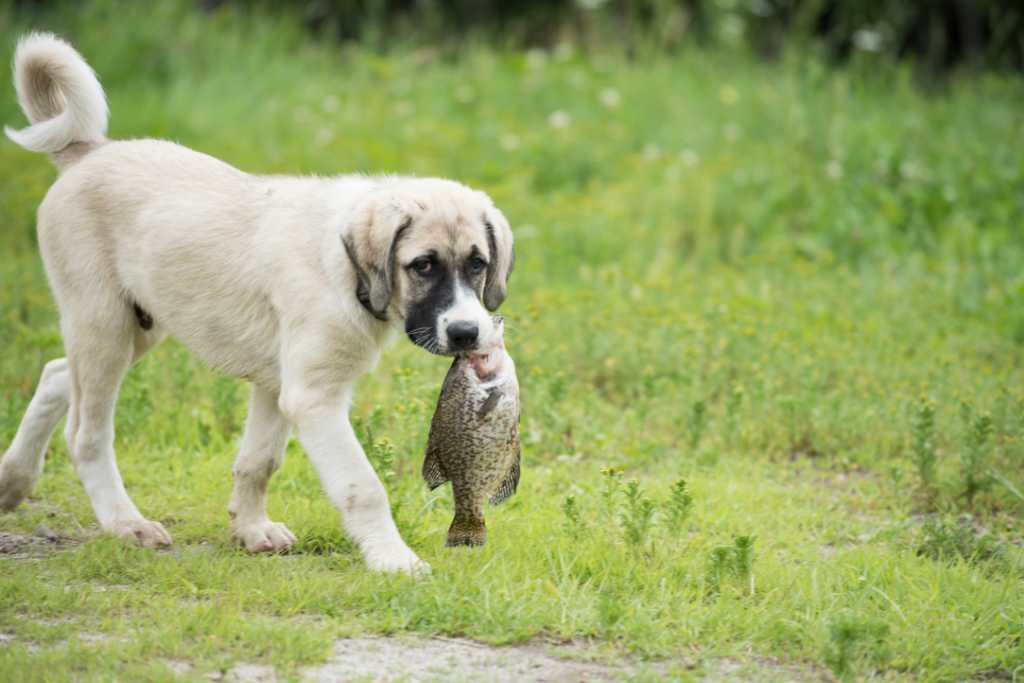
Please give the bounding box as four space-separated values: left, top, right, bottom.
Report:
1 1 1023 681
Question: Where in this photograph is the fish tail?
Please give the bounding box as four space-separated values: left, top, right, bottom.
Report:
446 513 486 547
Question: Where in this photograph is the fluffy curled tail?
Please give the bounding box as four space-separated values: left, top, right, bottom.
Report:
4 33 108 158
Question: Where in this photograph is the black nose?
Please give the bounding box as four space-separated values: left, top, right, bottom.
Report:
447 321 479 350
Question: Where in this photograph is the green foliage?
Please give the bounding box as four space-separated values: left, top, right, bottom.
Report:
911 396 937 496
618 479 655 547
916 517 1006 568
688 399 706 450
824 615 890 681
599 466 624 519
665 478 694 532
561 494 582 538
961 406 995 508
704 536 756 595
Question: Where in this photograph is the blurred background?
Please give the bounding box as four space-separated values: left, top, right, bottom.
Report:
8 0 1024 72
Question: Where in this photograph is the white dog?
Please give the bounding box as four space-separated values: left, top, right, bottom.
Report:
0 33 514 574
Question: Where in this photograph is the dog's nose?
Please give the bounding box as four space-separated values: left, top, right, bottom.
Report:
447 321 479 351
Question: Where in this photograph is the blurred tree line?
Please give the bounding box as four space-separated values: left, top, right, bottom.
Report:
13 0 1024 71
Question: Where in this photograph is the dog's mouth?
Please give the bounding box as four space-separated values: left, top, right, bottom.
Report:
406 327 453 356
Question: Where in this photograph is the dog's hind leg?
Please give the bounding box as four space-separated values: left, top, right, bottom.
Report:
0 359 70 510
227 384 296 553
62 305 171 548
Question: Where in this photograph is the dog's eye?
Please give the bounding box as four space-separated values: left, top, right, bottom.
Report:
410 257 434 276
467 256 488 275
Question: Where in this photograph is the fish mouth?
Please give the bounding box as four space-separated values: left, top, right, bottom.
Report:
464 348 504 382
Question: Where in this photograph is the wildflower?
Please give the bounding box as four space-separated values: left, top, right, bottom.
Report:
826 159 843 180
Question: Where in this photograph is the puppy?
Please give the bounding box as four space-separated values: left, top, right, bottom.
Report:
0 33 513 573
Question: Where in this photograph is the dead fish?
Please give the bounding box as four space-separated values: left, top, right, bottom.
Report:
423 317 520 547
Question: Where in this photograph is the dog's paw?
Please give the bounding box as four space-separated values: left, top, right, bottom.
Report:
364 542 430 576
232 519 296 554
0 461 35 511
109 518 172 549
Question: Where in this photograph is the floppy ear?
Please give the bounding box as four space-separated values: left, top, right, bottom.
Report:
483 209 514 311
342 200 413 321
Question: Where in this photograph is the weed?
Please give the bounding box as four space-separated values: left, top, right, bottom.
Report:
665 479 694 532
367 437 397 484
912 396 937 496
704 536 756 594
916 516 1005 567
599 466 624 519
619 479 656 547
688 399 707 450
562 494 583 538
961 407 994 508
823 615 889 681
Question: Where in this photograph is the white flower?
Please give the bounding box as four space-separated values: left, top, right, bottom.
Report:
599 88 621 108
548 110 572 129
826 159 843 180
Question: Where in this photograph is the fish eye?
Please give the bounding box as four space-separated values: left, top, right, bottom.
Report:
409 256 434 276
467 256 488 275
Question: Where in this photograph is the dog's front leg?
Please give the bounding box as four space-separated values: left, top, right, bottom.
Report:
282 386 427 574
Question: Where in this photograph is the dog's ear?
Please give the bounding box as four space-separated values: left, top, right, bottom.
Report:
342 199 413 321
483 208 514 311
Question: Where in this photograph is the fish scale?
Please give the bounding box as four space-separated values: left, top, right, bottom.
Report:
423 317 520 547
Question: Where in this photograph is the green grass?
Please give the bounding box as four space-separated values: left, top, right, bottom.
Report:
1 1 1023 681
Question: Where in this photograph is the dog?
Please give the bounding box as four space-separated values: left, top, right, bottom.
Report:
0 33 514 574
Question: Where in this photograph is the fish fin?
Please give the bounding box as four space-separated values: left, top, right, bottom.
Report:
477 388 501 420
489 451 520 506
422 445 448 490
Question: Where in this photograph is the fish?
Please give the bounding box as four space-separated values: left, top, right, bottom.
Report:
423 316 521 547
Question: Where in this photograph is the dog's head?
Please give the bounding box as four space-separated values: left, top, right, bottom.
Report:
342 178 514 355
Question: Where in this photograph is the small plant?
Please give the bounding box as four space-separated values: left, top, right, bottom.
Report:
562 494 583 537
688 399 707 449
732 535 755 580
725 385 744 437
619 479 655 547
367 437 397 484
916 516 1005 566
961 408 994 507
824 615 890 680
599 466 624 518
705 545 732 594
665 478 694 532
912 396 937 495
704 535 757 594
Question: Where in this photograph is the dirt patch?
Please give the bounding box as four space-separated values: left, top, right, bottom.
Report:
0 526 77 559
300 636 663 682
297 636 831 682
